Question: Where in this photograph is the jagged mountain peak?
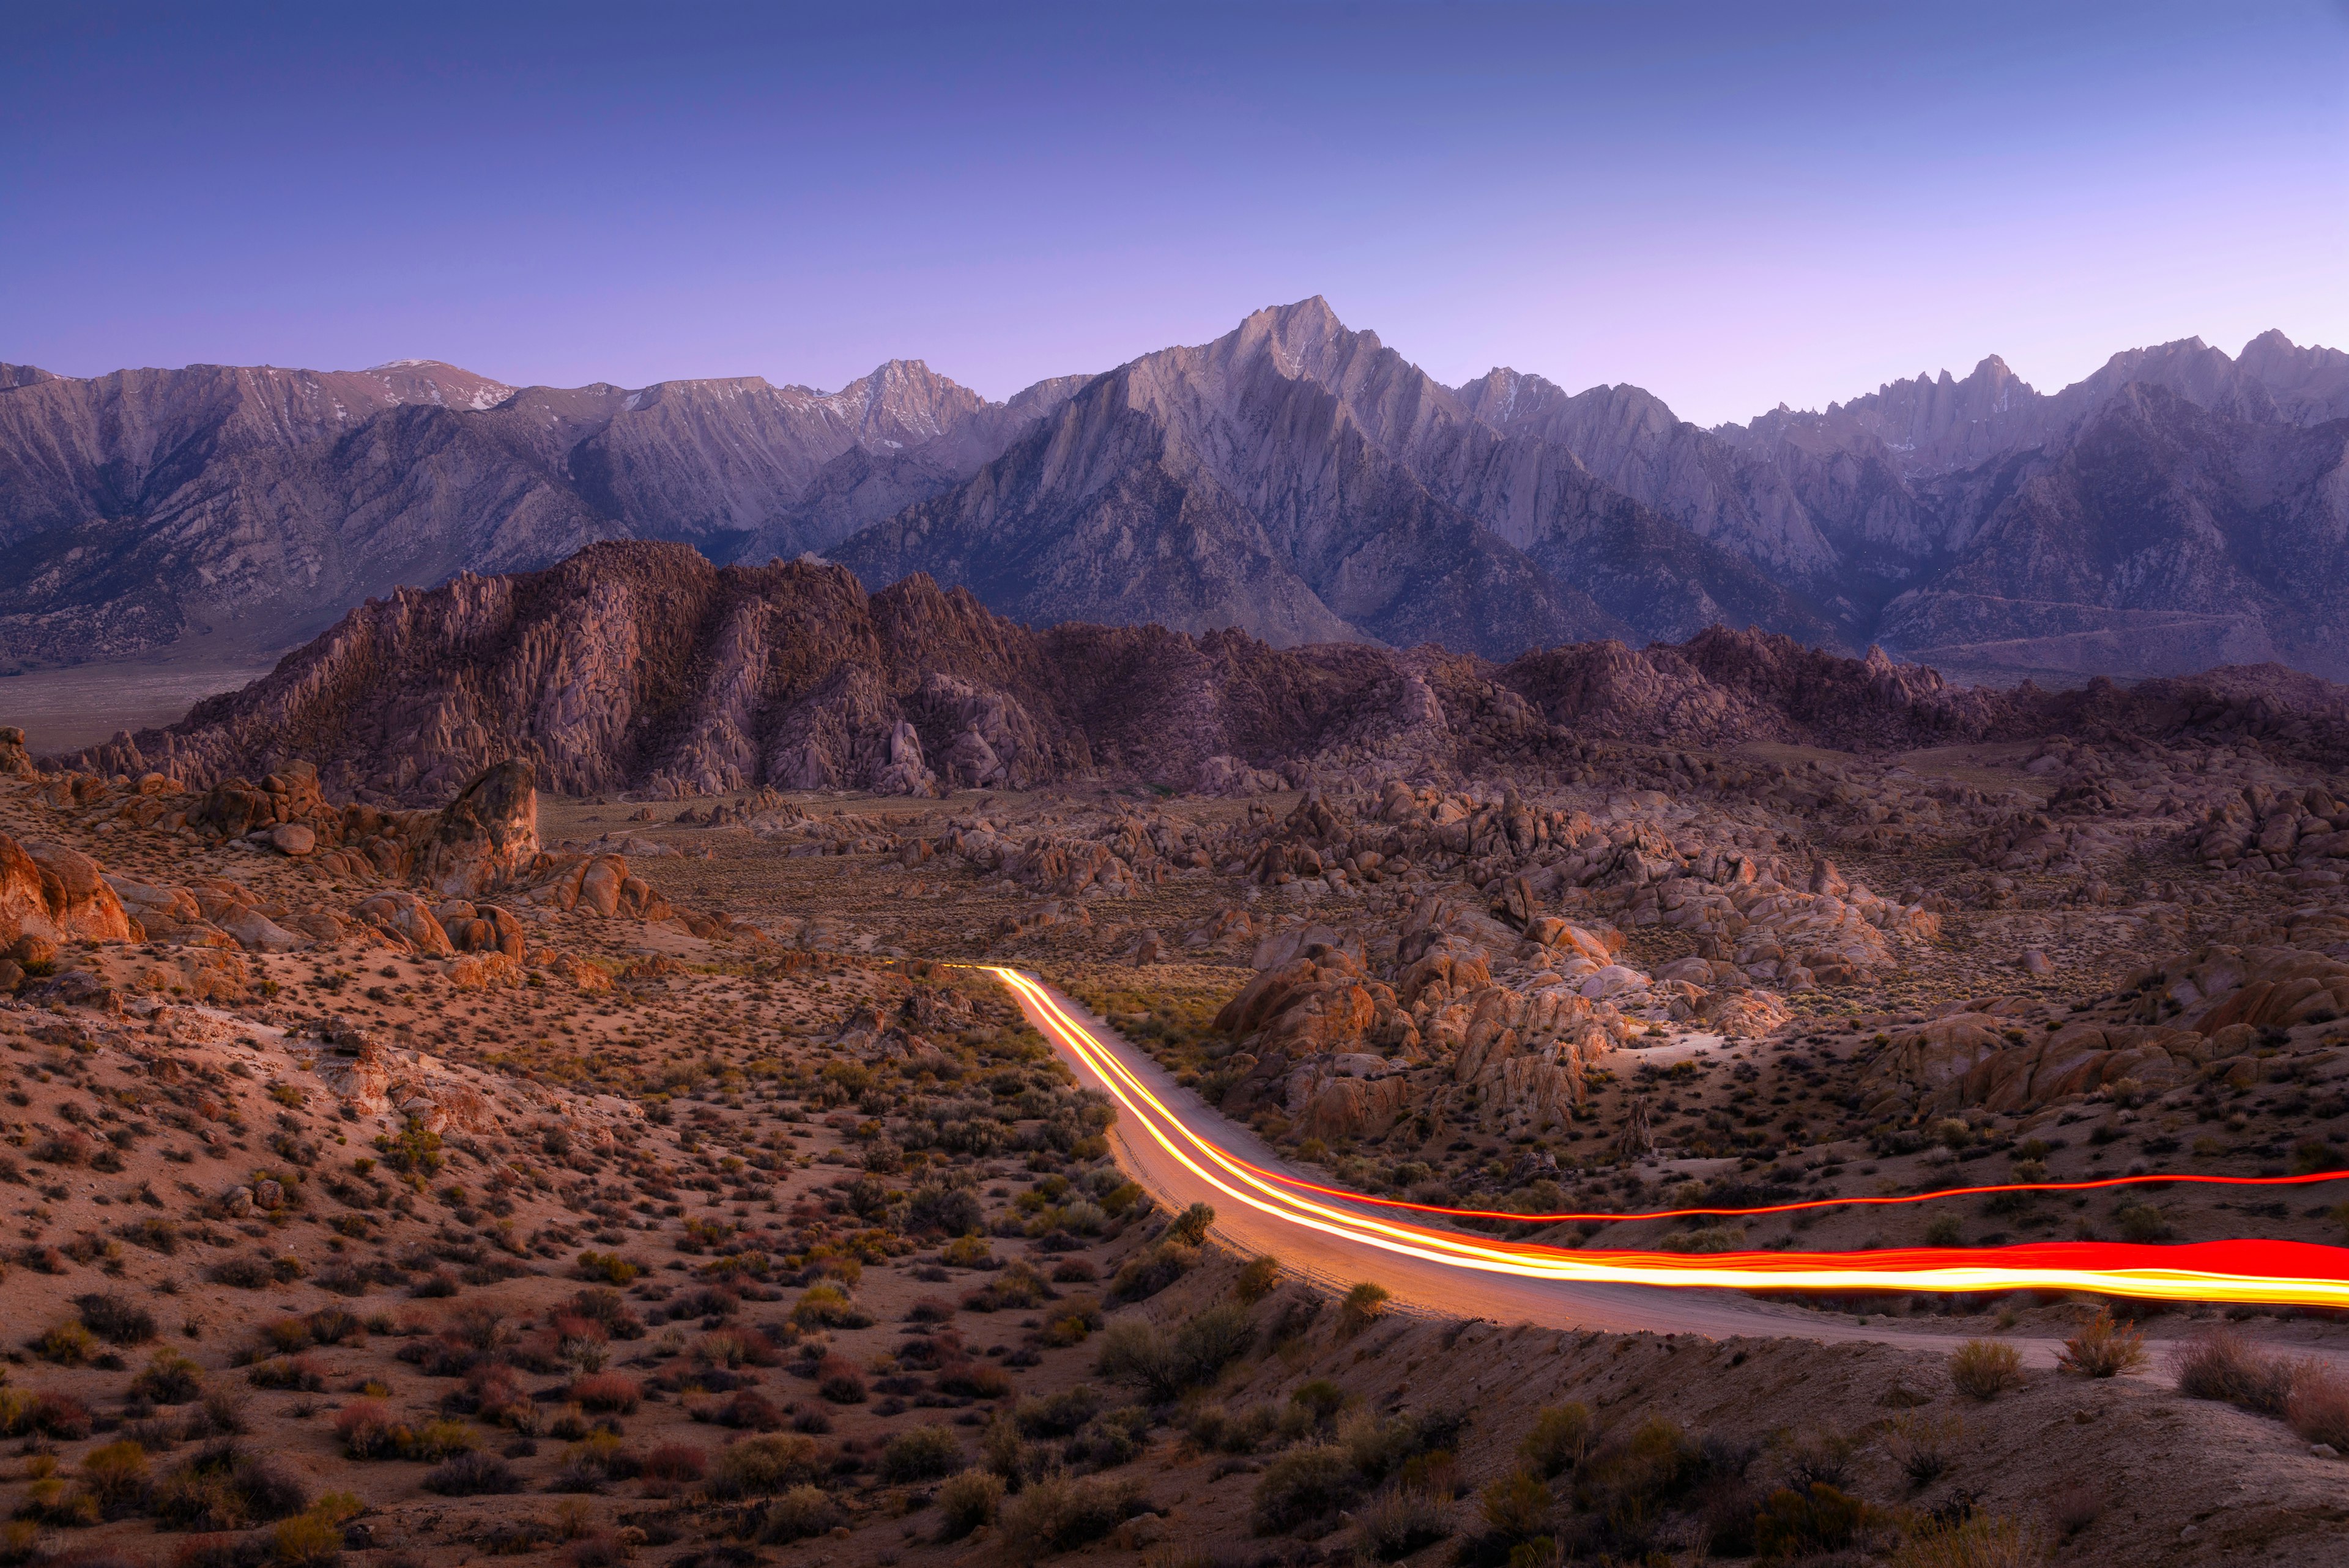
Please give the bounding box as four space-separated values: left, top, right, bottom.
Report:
818 358 987 446
1220 296 1381 379
349 358 517 410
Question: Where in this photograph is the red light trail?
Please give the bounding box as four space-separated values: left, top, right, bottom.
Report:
984 967 2349 1307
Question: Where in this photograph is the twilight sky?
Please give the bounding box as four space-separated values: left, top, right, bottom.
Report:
6 1 2345 426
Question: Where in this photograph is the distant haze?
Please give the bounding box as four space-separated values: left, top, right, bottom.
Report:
6 2 2347 426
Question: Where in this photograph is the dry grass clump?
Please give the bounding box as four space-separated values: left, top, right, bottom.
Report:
936 1468 1006 1541
1338 1281 1390 1337
2055 1311 2146 1378
998 1471 1148 1556
1093 1302 1255 1401
707 1433 823 1500
1251 1443 1359 1533
1946 1340 2024 1400
420 1451 521 1496
1518 1402 1594 1478
2172 1328 2298 1416
757 1485 841 1544
878 1423 964 1482
1890 1511 2049 1567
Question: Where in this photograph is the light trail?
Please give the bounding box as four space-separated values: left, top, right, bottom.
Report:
1248 1154 2349 1225
982 966 2349 1307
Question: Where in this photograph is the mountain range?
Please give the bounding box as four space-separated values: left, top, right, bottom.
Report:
6 301 2348 681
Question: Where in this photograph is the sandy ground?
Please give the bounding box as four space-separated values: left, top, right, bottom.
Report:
1 646 284 750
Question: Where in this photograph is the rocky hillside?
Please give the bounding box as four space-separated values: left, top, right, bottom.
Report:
44 541 2349 804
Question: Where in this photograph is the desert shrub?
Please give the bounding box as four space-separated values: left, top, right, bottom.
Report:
1883 1412 1962 1490
14 1391 94 1441
547 1432 644 1493
270 1511 344 1568
130 1350 206 1405
907 1184 985 1238
259 1319 313 1356
1781 1426 1858 1491
0 1522 39 1568
1753 1482 1873 1559
35 1320 99 1365
2057 1311 2146 1378
304 1307 363 1346
1573 1416 1701 1528
247 1356 325 1392
708 1390 784 1431
1252 1444 1359 1533
2173 1329 2297 1416
1480 1469 1553 1540
1339 1407 1461 1484
1093 1303 1255 1402
707 1433 822 1499
76 1292 157 1345
642 1444 708 1484
999 1471 1148 1556
153 1443 308 1530
420 1452 520 1496
566 1287 646 1340
1947 1340 2024 1400
15 1471 100 1528
815 1356 867 1404
571 1374 640 1414
1014 1386 1105 1440
2284 1361 2349 1450
401 1420 478 1463
1519 1402 1594 1478
80 1440 153 1516
1338 1282 1390 1337
1890 1511 2049 1567
790 1282 870 1329
1168 1202 1216 1246
1108 1241 1197 1303
934 1360 1013 1399
879 1423 964 1482
334 1401 398 1460
965 1262 1049 1313
208 1257 272 1289
197 1391 248 1437
1064 1405 1149 1471
1181 1401 1279 1456
1357 1483 1452 1560
756 1485 839 1544
1234 1255 1282 1304
936 1468 1005 1542
574 1251 638 1285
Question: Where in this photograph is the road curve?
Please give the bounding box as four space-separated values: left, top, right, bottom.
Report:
996 969 2349 1369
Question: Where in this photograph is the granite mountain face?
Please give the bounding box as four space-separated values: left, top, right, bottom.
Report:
4 303 2348 679
0 354 1084 665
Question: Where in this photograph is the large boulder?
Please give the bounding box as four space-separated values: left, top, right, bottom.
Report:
420 760 540 897
2 834 135 952
355 890 455 955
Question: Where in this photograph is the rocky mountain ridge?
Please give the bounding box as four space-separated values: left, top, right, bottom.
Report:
7 305 2348 682
49 540 2349 806
0 352 1085 665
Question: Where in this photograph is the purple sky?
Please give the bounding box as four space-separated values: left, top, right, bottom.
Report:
6 2 2345 426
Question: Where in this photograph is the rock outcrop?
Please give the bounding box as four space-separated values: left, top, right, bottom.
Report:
419 759 540 896
54 542 2349 803
2 832 135 953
